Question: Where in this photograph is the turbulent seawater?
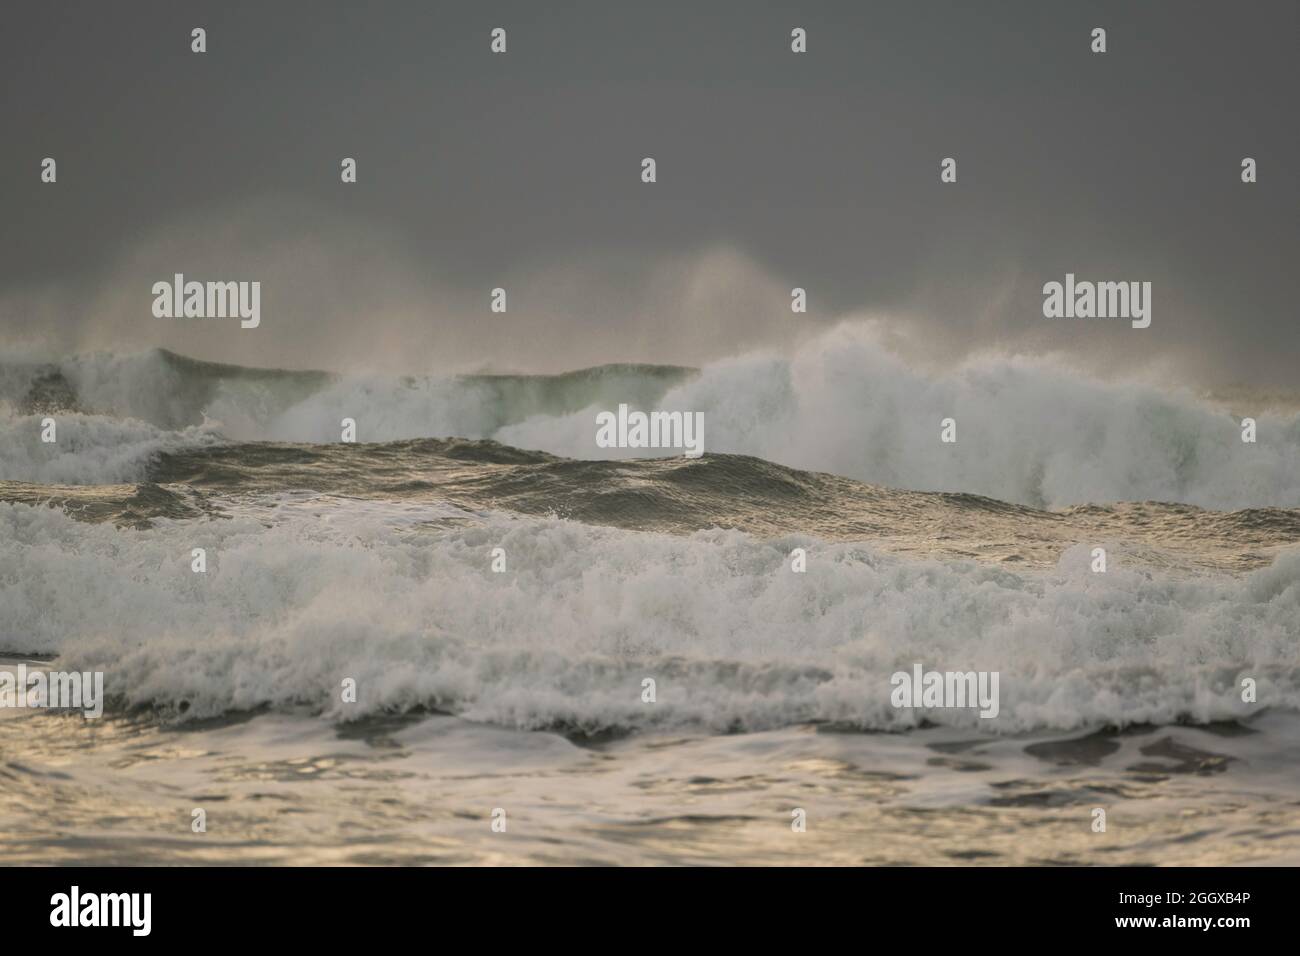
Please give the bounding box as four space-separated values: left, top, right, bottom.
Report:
1 335 1298 865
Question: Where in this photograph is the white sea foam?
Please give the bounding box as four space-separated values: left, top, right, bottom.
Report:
1 498 1294 732
212 324 1300 509
498 325 1300 509
0 413 221 485
3 325 1298 508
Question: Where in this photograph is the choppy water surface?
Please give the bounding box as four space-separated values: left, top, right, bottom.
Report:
1 339 1298 864
3 707 1298 865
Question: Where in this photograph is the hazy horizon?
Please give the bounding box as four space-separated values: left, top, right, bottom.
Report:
1 0 1296 389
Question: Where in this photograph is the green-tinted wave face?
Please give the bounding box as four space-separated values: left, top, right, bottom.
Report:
3 332 1300 512
0 348 698 434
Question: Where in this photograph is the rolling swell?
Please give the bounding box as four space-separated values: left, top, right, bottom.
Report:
1 436 1290 571
0 348 695 435
2 330 1298 510
3 494 1297 733
2 346 1298 733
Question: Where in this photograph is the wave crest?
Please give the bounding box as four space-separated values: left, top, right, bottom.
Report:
2 328 1298 509
1 500 1296 733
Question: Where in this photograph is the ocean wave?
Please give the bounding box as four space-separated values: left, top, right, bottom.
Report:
2 327 1298 508
0 412 222 485
0 348 691 439
7 437 1297 569
497 326 1300 510
1 498 1295 734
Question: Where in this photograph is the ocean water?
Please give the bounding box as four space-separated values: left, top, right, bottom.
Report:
1 332 1298 865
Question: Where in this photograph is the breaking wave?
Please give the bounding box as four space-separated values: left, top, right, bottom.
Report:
2 499 1296 734
2 327 1297 509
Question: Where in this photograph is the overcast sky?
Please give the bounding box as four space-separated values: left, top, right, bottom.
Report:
1 0 1295 388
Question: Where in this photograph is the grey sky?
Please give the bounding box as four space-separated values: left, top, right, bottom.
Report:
1 0 1296 387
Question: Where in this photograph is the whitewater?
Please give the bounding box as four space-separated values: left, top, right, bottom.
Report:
1 324 1297 864
2 324 1298 509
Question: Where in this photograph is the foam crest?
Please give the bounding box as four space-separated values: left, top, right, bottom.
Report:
3 330 1297 508
501 325 1300 509
0 413 221 484
2 499 1294 733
